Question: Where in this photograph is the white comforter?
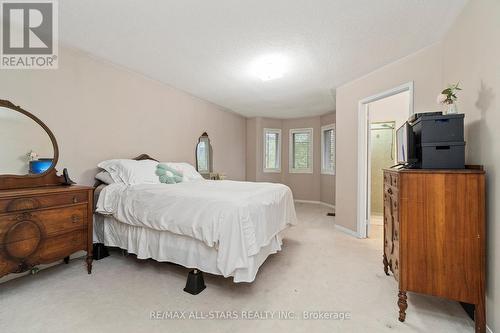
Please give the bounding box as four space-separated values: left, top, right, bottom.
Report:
96 180 297 278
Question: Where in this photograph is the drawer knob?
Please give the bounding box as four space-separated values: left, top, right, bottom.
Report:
71 215 80 223
72 196 78 204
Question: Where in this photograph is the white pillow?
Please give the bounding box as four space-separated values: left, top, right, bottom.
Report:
97 159 160 185
162 162 204 182
95 171 115 184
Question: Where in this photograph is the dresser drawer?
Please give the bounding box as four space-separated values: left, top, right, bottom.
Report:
0 205 87 244
0 191 88 213
0 227 86 266
0 185 93 279
38 230 86 262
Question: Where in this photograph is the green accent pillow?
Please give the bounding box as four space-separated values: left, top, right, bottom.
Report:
156 164 183 184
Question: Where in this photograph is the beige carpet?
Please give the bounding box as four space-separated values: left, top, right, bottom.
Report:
0 203 474 333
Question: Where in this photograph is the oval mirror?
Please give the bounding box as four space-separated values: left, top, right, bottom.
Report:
196 132 213 177
0 100 57 176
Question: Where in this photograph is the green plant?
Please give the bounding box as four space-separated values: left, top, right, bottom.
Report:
437 82 462 105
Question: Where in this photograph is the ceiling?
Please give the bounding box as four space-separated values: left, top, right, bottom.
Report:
59 0 467 118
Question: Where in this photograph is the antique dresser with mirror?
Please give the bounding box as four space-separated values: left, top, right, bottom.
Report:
0 99 93 279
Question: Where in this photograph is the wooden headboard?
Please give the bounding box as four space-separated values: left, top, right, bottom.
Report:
131 154 159 162
93 153 159 188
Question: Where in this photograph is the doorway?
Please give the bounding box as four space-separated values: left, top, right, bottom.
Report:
369 122 395 237
357 82 414 238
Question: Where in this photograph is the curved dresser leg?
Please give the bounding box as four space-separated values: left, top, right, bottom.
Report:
398 290 408 322
86 255 93 274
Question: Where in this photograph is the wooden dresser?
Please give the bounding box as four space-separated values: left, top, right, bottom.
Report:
0 186 93 278
383 168 486 333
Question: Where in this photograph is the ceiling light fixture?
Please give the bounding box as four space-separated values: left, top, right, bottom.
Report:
252 54 288 82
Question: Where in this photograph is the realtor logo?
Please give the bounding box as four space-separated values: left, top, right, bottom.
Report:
1 0 58 69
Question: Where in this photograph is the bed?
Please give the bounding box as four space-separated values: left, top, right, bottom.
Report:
93 155 297 291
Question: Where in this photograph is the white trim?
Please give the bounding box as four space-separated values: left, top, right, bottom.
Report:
487 325 493 333
334 224 360 238
358 81 414 108
294 200 335 209
321 123 336 175
289 128 314 174
263 169 281 174
357 82 414 239
320 202 335 209
263 128 282 173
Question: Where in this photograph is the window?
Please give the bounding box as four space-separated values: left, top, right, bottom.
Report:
321 124 335 175
289 128 313 173
263 128 281 172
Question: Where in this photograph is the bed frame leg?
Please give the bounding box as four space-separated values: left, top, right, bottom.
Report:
92 243 110 260
183 269 206 295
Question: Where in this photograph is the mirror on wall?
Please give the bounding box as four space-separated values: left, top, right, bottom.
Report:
196 132 213 177
0 104 55 175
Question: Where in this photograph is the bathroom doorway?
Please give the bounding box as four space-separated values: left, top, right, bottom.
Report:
357 84 413 239
369 122 395 236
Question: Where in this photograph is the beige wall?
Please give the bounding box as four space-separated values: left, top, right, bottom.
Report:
441 0 500 330
245 118 257 181
246 113 336 204
336 42 444 231
0 46 247 185
0 110 54 174
369 90 409 129
336 0 499 329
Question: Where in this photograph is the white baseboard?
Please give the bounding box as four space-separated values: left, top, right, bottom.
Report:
334 224 361 238
294 200 335 209
321 202 335 209
293 200 359 238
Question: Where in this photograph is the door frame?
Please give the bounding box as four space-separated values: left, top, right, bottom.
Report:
356 82 414 238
